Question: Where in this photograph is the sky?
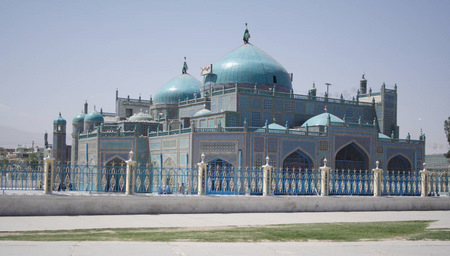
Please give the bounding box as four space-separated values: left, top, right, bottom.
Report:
0 0 449 154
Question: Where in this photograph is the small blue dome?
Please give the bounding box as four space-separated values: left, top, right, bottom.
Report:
301 113 344 127
154 74 201 105
53 113 66 125
72 113 86 124
204 43 292 92
193 108 212 117
84 111 104 123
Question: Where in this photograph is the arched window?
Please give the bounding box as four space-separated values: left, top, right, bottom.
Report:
387 155 411 172
335 143 368 170
283 150 313 170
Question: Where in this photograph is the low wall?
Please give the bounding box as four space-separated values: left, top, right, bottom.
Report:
1 194 450 216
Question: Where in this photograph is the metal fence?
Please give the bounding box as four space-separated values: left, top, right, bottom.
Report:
1 162 449 197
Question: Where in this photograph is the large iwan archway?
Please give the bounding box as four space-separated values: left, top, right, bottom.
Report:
335 143 368 170
387 155 412 171
282 150 313 170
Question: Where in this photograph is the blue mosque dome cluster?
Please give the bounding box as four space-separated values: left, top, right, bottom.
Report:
49 25 425 179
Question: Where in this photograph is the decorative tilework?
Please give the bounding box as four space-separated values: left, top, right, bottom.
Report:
162 139 177 149
263 99 272 110
315 104 325 115
285 113 294 126
319 141 328 151
345 107 354 118
335 106 344 118
251 111 261 126
295 102 305 113
284 101 293 112
101 141 132 149
274 100 283 111
268 138 278 153
252 97 262 109
306 103 314 115
334 135 371 156
179 138 189 148
263 112 272 124
239 96 250 109
377 146 383 153
354 108 363 119
274 113 283 124
200 142 237 153
254 137 264 152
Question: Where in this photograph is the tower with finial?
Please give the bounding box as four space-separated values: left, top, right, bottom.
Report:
243 23 250 44
360 73 367 94
53 112 67 163
182 57 188 74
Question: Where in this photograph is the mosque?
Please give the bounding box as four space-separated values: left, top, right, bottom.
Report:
52 26 425 172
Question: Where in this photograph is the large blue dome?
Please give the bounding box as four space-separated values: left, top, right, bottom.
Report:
204 43 292 92
154 74 201 105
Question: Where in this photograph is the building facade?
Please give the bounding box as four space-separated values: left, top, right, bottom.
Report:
54 27 425 173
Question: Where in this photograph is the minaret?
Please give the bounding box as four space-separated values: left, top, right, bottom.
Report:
53 113 67 163
360 74 367 94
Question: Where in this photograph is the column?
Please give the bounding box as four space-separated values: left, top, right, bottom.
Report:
372 161 382 197
197 153 207 195
320 158 330 196
44 148 54 195
125 151 136 195
420 163 429 197
262 156 272 196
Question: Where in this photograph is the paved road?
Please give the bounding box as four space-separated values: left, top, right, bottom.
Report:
1 241 449 256
0 211 449 255
0 211 449 231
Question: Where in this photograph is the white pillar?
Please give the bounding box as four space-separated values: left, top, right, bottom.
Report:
125 151 136 195
197 153 207 195
420 163 429 197
44 148 54 195
320 158 330 196
372 161 382 197
262 156 272 196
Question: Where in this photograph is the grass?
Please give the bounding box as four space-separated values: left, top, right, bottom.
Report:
0 221 449 242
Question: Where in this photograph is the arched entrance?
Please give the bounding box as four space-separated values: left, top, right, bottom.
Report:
335 143 368 170
206 158 234 194
387 155 411 172
282 150 313 170
104 157 126 192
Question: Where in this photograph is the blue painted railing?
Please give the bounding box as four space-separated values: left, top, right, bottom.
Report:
1 162 448 197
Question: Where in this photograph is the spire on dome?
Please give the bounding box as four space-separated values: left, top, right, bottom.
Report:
182 57 188 74
243 23 250 44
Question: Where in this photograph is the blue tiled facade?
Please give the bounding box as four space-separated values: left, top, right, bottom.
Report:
60 27 425 174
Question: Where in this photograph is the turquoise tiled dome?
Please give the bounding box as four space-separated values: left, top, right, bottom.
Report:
193 108 212 117
84 111 104 123
72 113 86 124
204 43 292 92
53 113 66 125
154 74 201 105
301 113 344 127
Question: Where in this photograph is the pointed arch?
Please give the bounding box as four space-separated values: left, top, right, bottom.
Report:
105 156 126 167
163 157 176 169
207 158 233 169
387 154 412 172
282 149 314 170
335 142 368 170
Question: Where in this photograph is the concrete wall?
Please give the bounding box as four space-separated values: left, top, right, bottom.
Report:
1 195 449 216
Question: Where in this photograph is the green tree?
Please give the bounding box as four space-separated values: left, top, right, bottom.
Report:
25 152 40 168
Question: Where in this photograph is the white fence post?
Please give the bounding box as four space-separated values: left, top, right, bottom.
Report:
125 151 136 195
373 161 382 197
262 156 272 196
43 148 54 195
420 163 429 197
320 158 330 196
197 153 207 195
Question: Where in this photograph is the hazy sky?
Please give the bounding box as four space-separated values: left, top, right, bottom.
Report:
0 0 449 154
